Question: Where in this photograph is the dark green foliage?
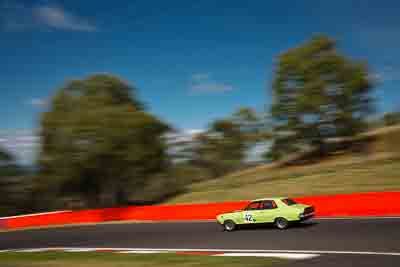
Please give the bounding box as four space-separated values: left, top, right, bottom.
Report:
181 107 271 177
232 107 259 125
0 148 14 163
190 119 247 177
269 35 374 160
383 112 400 126
0 148 35 216
37 74 170 208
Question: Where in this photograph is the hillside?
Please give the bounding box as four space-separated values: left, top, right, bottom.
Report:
167 126 400 204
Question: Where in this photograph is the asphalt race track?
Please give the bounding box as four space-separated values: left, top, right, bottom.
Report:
1 218 399 266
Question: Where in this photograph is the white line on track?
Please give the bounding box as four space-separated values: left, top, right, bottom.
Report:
3 248 400 257
217 253 319 259
15 248 52 252
108 248 400 256
63 248 100 252
118 251 167 254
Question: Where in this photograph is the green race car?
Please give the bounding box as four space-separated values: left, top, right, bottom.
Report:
216 197 315 231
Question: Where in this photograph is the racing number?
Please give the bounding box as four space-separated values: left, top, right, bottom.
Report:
244 213 255 223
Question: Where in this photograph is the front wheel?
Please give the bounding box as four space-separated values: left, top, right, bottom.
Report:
223 220 236 232
274 217 289 230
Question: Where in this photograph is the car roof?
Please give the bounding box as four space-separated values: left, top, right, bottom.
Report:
251 197 288 202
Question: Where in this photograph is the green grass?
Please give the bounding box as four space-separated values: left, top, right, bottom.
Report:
0 252 285 267
168 155 400 204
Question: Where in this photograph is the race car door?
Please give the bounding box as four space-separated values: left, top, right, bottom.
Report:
242 201 261 224
257 200 278 223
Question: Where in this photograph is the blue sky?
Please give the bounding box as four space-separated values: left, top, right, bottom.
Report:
1 0 400 163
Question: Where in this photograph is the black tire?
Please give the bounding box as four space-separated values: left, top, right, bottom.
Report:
223 220 236 232
274 217 289 230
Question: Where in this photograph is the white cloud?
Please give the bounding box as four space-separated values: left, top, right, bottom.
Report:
16 136 40 143
371 73 382 81
191 83 233 93
1 2 97 32
185 129 204 135
0 130 39 165
7 142 38 149
373 66 400 82
33 5 96 32
190 73 234 93
29 98 49 108
165 129 205 144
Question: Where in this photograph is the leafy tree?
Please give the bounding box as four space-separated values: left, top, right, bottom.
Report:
383 111 400 126
190 119 246 177
37 74 170 208
232 107 273 142
0 148 34 216
232 107 259 125
269 35 374 160
0 148 13 163
176 108 272 177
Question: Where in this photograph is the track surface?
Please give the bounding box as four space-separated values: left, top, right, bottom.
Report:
1 218 399 266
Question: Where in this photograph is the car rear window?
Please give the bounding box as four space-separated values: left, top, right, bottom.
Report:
282 198 297 206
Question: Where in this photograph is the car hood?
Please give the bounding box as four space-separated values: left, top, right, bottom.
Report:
222 209 242 215
217 210 242 218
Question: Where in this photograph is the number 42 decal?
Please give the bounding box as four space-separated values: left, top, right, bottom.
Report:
244 213 255 222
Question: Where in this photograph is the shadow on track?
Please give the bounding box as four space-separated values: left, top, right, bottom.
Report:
222 221 319 232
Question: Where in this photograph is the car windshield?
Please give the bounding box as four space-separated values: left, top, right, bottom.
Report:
282 198 297 206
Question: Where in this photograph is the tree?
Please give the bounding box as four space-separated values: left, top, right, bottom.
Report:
0 148 34 216
269 35 374 160
232 107 259 125
0 148 14 165
177 107 272 177
383 111 400 126
232 107 273 142
38 74 170 208
190 119 246 177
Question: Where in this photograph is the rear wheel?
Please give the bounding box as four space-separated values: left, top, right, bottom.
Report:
223 220 236 232
274 217 289 230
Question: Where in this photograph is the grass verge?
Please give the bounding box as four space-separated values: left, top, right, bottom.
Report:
168 155 400 204
0 252 285 267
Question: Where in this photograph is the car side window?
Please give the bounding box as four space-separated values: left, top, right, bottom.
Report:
245 201 261 210
260 200 277 210
282 198 297 206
